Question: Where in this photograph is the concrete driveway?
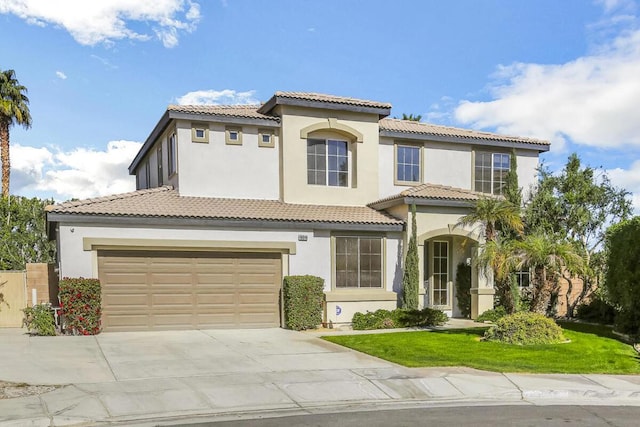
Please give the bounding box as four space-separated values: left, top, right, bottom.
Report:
2 327 640 426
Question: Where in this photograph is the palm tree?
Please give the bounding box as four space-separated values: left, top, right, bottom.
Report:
476 237 519 313
457 197 523 242
514 234 584 314
401 113 422 121
0 69 32 197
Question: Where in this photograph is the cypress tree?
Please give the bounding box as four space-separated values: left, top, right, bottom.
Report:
402 204 419 309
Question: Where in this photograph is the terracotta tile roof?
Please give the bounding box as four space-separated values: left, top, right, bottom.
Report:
369 183 484 207
379 118 550 146
272 91 393 109
168 104 279 122
47 186 403 227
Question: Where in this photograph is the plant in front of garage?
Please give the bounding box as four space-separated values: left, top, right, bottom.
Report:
59 278 102 335
22 303 57 336
351 308 449 330
283 275 324 331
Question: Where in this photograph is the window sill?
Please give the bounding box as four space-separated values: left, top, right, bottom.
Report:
325 289 396 302
394 180 422 187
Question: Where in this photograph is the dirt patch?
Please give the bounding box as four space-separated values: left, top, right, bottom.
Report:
0 380 61 399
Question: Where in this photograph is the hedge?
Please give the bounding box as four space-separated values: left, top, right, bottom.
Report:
283 275 324 330
59 278 102 335
352 308 448 330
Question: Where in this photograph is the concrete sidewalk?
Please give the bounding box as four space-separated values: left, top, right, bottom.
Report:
1 327 639 426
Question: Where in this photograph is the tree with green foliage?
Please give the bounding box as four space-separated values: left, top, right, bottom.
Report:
476 237 519 313
402 204 419 309
0 195 55 270
604 217 640 338
401 113 422 121
1 69 32 197
457 197 523 242
503 149 522 208
514 233 584 315
524 154 631 317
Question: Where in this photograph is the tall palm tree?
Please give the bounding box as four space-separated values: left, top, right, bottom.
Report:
0 69 32 197
515 234 584 314
457 197 524 242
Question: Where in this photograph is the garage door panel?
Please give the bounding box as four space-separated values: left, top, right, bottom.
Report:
98 250 282 331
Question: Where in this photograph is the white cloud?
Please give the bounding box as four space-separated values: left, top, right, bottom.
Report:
454 28 640 150
0 0 201 48
176 89 259 105
608 160 640 213
11 140 142 201
55 71 67 80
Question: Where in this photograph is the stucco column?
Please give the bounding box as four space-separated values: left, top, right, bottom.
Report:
470 245 495 319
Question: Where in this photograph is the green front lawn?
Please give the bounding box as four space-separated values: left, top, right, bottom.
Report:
323 322 640 374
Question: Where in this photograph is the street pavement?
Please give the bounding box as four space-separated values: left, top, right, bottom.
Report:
0 324 639 426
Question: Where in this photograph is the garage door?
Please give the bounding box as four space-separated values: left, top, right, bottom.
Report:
97 250 282 332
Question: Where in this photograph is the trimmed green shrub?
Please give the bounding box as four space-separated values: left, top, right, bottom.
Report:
605 217 640 338
352 308 448 330
455 262 472 318
22 304 56 336
59 278 102 335
283 275 324 331
476 306 507 323
576 297 616 325
484 312 566 345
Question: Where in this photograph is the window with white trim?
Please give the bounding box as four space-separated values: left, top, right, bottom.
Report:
516 269 531 288
335 236 382 288
474 152 510 195
396 144 420 183
157 147 163 186
432 241 449 306
307 138 349 187
168 132 177 176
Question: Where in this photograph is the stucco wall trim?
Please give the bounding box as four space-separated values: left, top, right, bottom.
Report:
324 290 397 302
83 237 296 254
299 118 364 142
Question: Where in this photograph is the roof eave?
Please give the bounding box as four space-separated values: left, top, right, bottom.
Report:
369 196 477 210
46 213 404 232
258 95 391 118
129 110 171 174
379 130 550 152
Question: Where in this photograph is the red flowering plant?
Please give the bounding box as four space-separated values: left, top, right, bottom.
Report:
58 278 102 335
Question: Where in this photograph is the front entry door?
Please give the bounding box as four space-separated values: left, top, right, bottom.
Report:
432 241 449 306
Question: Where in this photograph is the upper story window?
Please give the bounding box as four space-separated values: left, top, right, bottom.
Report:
335 236 382 289
168 132 177 176
191 123 209 143
307 138 348 187
258 129 275 148
396 144 421 184
475 152 510 195
157 147 163 186
226 126 242 145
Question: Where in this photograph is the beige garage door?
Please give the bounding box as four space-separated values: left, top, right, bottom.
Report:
97 250 282 332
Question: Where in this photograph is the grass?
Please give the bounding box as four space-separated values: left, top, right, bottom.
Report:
323 322 640 374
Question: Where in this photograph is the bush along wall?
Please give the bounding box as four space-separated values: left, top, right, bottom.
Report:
59 278 102 335
283 275 324 331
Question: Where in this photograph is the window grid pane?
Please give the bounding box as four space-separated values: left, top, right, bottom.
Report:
335 237 382 288
432 241 449 306
307 139 327 185
492 153 510 195
397 146 420 182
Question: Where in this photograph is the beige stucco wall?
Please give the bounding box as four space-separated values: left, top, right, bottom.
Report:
278 106 381 206
378 137 541 200
174 120 280 199
56 224 402 312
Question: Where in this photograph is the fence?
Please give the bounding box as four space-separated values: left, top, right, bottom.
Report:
0 263 58 327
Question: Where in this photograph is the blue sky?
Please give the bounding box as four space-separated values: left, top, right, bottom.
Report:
0 0 639 211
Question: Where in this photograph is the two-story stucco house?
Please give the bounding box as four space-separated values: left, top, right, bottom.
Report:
46 92 549 332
